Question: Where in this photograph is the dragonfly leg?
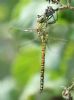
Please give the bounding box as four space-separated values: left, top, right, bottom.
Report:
46 15 53 26
47 12 58 24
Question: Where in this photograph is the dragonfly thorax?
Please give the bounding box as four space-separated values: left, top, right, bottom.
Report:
37 15 46 23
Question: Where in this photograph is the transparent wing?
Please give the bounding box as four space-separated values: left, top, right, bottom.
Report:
10 26 74 48
10 27 36 40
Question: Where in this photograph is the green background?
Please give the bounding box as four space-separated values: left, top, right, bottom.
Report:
0 0 74 100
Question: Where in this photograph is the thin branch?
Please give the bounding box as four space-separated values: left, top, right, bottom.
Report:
62 82 74 100
59 5 74 10
68 82 74 91
59 0 74 10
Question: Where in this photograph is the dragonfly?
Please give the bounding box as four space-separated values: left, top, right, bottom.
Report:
11 0 74 94
12 5 60 93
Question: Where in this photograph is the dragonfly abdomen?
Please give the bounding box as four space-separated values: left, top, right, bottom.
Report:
40 42 46 93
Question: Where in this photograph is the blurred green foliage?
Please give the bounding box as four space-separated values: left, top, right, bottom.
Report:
0 0 74 100
12 45 41 88
0 0 19 22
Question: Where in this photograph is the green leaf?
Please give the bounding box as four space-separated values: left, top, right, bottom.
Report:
11 44 41 88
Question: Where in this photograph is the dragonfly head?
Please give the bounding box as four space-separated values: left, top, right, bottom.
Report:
52 0 60 4
46 0 60 4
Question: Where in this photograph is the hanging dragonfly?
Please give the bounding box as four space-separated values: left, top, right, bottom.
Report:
11 5 60 93
36 5 61 93
11 0 74 93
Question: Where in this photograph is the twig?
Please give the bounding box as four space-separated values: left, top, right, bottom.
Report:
68 82 74 91
59 5 74 10
59 0 74 10
62 82 74 100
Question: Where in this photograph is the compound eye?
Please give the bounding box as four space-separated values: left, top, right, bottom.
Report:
52 0 56 3
52 0 60 3
56 0 60 3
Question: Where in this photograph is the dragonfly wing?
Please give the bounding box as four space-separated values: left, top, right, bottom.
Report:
10 25 74 47
10 27 41 48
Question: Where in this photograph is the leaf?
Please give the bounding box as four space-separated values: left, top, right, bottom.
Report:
11 44 41 88
60 40 74 79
